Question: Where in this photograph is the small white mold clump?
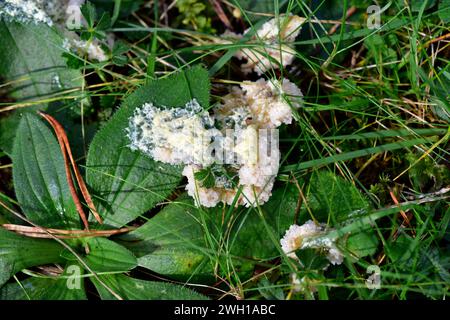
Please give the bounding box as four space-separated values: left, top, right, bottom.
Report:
280 220 344 265
290 273 319 293
221 15 304 75
63 38 109 62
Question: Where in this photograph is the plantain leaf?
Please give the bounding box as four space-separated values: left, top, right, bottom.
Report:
92 274 208 300
12 113 80 228
0 263 86 300
85 65 210 228
120 186 299 281
83 237 137 272
119 196 213 282
0 20 82 155
0 228 65 287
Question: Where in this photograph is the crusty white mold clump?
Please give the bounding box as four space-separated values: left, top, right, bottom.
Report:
0 0 86 26
127 99 219 166
0 0 54 26
280 220 344 266
217 78 303 128
127 78 303 207
184 78 302 207
221 15 304 75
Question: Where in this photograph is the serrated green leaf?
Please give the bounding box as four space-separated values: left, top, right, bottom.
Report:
96 12 112 31
85 65 210 228
0 228 65 287
306 171 370 223
438 0 450 22
228 184 299 261
431 96 450 123
344 231 379 258
111 41 129 66
91 274 208 300
194 168 215 188
62 52 85 69
12 113 80 228
81 2 97 28
83 237 137 272
257 276 285 300
387 234 415 263
295 248 330 270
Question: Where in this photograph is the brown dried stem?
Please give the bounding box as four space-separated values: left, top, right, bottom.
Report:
38 112 103 229
2 224 134 239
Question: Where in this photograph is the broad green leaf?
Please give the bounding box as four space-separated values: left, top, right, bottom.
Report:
409 0 437 11
0 264 86 300
83 237 137 272
120 186 299 281
306 171 370 223
12 113 80 228
343 231 379 259
119 196 213 281
85 65 210 228
0 20 82 155
387 234 415 263
0 228 65 287
295 248 330 270
92 274 208 300
228 184 299 260
439 0 450 22
303 171 378 259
